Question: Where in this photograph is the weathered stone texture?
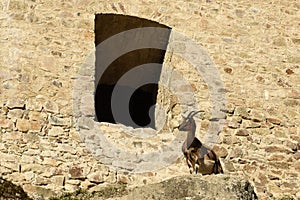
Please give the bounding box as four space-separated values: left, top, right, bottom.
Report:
0 0 299 199
121 175 258 200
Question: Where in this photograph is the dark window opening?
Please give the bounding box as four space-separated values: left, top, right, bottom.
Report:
94 14 171 128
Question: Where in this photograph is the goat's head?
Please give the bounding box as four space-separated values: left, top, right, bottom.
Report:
178 110 203 131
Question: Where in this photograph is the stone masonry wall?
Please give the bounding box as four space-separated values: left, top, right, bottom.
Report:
0 0 299 199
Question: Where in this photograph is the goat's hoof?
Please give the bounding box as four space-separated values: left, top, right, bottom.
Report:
195 166 199 174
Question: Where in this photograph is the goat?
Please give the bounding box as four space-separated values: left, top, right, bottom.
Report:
179 111 223 175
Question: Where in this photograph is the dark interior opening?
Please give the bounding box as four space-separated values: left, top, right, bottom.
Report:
94 14 171 128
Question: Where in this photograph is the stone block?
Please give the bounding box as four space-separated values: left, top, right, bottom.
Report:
284 99 299 107
234 106 250 119
297 191 300 199
252 128 271 136
57 144 76 154
2 131 22 141
281 181 298 189
43 158 60 167
65 179 81 186
294 161 300 171
267 184 282 195
21 155 37 164
69 166 84 179
40 150 58 157
290 135 300 143
222 136 241 145
87 172 104 183
235 129 250 136
16 119 31 132
5 172 25 182
0 118 14 129
258 173 268 185
212 145 228 158
44 100 59 114
28 111 46 121
241 120 261 129
229 147 243 159
0 166 12 175
6 99 25 109
273 37 287 46
21 164 43 173
69 130 82 142
264 146 291 153
78 116 94 129
287 90 299 99
24 171 35 181
227 119 241 129
267 154 285 162
23 149 41 156
64 183 79 193
26 99 43 111
268 161 290 169
23 184 54 199
80 179 95 190
7 109 23 121
249 110 265 122
49 115 71 126
0 152 20 162
273 130 287 138
48 126 64 137
51 175 65 187
243 164 256 174
80 94 95 116
34 176 51 185
30 121 42 131
267 117 281 125
118 174 130 184
103 171 117 184
43 167 63 178
22 132 40 143
1 162 20 172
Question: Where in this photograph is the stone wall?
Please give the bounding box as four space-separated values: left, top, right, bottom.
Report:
0 0 299 199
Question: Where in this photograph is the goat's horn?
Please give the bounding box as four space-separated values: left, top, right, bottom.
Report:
190 111 200 118
186 111 196 119
189 110 204 118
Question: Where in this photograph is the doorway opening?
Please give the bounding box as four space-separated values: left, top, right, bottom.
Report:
94 14 171 128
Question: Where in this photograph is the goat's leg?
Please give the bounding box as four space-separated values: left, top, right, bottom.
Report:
189 157 196 174
184 154 193 174
189 150 199 174
213 158 223 174
189 152 199 174
191 152 199 174
195 149 203 174
187 159 193 174
190 155 196 174
195 163 199 174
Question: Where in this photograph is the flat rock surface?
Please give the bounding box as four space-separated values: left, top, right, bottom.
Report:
63 175 257 200
118 175 257 200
